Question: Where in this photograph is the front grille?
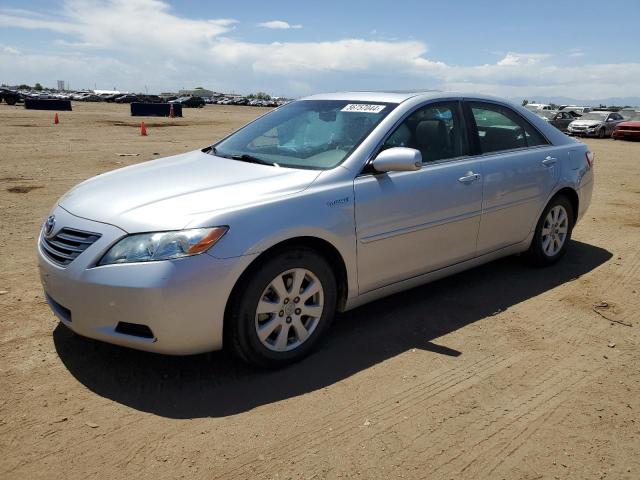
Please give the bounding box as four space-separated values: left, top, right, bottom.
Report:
619 125 640 132
40 227 101 266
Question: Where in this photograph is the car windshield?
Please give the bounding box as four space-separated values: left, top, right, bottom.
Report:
580 112 608 121
213 100 396 169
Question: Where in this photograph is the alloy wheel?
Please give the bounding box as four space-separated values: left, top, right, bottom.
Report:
541 205 569 257
254 268 324 352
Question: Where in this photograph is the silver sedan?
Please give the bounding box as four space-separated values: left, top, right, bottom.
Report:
38 91 594 367
567 111 626 138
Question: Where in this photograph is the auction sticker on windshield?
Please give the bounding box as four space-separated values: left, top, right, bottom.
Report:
341 104 386 113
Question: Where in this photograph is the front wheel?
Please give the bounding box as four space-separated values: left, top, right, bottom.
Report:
526 196 574 267
227 248 337 368
598 127 606 138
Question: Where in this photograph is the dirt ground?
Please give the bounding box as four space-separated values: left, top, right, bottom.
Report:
0 102 638 480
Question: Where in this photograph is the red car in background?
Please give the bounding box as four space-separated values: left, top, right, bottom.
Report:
612 117 640 140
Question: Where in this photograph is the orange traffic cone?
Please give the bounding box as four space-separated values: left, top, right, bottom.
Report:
54 113 59 124
140 121 147 136
169 103 175 118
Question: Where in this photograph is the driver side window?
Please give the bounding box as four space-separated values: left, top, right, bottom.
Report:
382 102 468 163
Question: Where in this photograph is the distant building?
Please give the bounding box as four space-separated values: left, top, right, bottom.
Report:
57 80 65 91
178 87 215 97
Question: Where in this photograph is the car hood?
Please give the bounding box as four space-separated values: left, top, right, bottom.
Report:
618 120 640 127
59 150 322 232
570 120 604 127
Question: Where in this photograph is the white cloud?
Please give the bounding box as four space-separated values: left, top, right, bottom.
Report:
0 0 638 99
210 39 430 74
497 52 551 66
0 0 238 58
1 45 20 55
258 20 302 29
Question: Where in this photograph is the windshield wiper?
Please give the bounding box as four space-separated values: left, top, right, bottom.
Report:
230 154 279 167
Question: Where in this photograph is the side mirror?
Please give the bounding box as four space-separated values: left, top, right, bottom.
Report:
372 147 422 173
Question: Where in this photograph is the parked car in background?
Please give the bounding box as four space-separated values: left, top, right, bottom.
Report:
525 103 553 111
535 110 579 132
71 92 92 101
170 96 205 108
0 87 22 105
115 94 140 104
567 111 625 137
560 106 592 115
139 95 163 103
619 108 640 119
38 91 594 367
612 112 640 141
72 93 102 102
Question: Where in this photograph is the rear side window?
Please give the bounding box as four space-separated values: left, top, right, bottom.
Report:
382 101 468 163
468 102 548 154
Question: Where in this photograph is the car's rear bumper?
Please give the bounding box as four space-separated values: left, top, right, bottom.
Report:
38 206 256 355
576 178 593 224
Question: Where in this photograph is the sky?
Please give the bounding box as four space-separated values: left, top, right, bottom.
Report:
0 0 639 99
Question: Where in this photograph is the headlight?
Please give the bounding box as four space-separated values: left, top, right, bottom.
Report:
98 227 228 266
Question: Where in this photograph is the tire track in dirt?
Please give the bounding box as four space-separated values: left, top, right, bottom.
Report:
363 331 599 473
248 271 621 479
435 364 600 476
211 352 521 480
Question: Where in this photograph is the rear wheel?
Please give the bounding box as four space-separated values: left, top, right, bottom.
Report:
526 195 574 267
227 248 337 368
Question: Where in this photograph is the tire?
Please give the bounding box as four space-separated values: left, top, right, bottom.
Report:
226 247 337 368
526 195 574 267
598 127 606 139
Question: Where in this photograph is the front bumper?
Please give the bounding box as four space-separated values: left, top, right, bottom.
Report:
612 129 640 140
567 127 600 137
38 206 256 355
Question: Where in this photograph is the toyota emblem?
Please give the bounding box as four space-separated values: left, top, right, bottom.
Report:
44 215 56 237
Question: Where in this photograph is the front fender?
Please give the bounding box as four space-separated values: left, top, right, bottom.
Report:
192 175 359 299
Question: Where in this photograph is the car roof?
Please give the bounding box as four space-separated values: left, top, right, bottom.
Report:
300 90 515 105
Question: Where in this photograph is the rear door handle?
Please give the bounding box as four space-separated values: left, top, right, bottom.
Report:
458 171 481 183
542 156 557 166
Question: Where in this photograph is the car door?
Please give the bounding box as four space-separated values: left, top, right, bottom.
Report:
465 100 560 255
354 101 483 293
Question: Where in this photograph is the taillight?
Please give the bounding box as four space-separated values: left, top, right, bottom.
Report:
586 150 594 168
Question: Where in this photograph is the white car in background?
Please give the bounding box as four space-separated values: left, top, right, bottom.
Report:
525 103 554 111
560 106 592 115
567 111 626 138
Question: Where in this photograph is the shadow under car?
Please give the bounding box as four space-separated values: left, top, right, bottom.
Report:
53 240 612 418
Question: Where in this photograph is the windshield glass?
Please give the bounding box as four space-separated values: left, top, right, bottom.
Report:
580 112 608 121
213 100 396 169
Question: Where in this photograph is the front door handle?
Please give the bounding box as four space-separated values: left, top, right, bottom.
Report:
542 156 557 166
458 171 481 183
